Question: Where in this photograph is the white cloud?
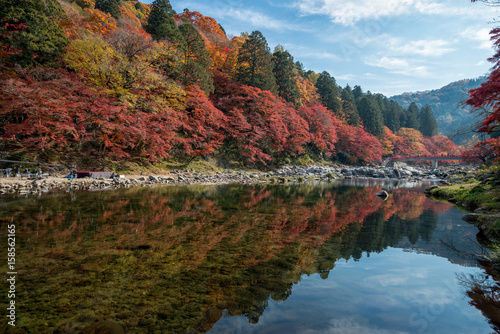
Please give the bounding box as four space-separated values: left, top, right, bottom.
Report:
302 317 409 334
171 2 305 33
220 8 303 31
300 51 343 61
295 0 415 26
294 0 492 26
335 73 356 81
388 39 455 57
460 27 493 50
365 56 431 77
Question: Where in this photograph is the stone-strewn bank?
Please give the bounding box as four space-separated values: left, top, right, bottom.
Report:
0 165 474 196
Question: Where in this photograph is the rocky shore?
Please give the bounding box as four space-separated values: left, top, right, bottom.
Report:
0 164 474 196
426 167 500 244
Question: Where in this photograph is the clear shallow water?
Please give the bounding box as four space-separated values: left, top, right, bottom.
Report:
0 181 497 333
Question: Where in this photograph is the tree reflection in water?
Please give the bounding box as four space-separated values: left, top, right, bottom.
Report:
0 182 493 333
457 264 500 334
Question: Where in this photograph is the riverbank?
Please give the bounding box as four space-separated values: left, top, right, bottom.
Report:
426 166 500 274
427 168 500 235
0 164 475 196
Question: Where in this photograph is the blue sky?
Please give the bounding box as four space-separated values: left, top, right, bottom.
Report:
144 0 498 96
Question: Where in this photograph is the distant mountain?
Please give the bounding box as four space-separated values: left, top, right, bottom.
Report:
390 77 487 144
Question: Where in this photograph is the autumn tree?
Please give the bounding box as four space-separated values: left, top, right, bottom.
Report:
0 0 69 66
307 71 320 85
176 10 226 38
381 127 396 156
64 30 161 98
315 71 342 116
335 121 383 163
296 73 320 106
298 104 338 158
178 22 214 94
419 104 438 137
80 8 118 36
467 0 500 160
107 25 153 61
272 45 300 105
177 85 226 157
357 97 384 137
394 128 428 156
235 30 277 94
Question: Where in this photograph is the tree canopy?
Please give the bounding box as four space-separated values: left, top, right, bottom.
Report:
273 46 300 105
0 0 69 66
235 30 277 94
0 0 460 168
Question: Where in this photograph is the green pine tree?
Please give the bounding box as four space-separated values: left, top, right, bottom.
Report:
95 0 121 19
0 0 69 66
235 30 277 94
419 104 439 137
315 71 342 115
358 97 384 137
146 0 183 45
341 85 360 127
295 61 305 77
352 85 363 100
383 100 403 132
405 102 419 129
272 46 300 105
178 23 214 94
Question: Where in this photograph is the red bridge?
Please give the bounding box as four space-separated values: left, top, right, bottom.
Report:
382 154 463 168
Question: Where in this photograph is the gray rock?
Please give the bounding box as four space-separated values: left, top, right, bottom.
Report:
424 185 438 194
375 190 389 200
462 213 480 222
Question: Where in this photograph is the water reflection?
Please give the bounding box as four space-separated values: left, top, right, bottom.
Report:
0 182 493 333
458 263 500 333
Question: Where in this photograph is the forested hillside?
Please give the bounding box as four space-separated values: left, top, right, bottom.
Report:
0 0 460 170
391 77 486 144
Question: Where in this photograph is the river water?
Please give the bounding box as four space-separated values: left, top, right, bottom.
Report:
0 180 498 333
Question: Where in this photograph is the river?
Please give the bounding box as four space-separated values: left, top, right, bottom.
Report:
0 180 498 333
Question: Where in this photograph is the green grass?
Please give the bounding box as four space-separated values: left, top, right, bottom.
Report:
430 178 500 212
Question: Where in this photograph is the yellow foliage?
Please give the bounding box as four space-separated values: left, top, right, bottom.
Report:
120 1 146 29
134 77 187 113
297 75 319 105
82 8 117 36
64 35 121 91
381 126 395 156
64 34 153 97
65 35 187 110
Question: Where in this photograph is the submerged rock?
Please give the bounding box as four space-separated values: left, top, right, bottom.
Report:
375 190 389 200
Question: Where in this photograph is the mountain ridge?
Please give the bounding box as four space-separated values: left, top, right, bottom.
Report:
390 76 487 144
